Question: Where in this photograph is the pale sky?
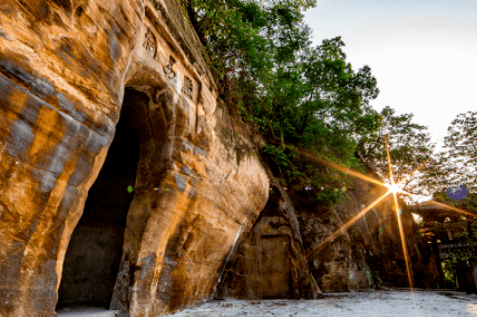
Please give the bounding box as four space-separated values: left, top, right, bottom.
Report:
303 0 477 152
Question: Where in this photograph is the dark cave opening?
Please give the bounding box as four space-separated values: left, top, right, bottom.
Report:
57 90 144 309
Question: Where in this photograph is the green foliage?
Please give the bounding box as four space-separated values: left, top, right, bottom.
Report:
466 195 477 212
312 189 347 206
442 258 457 288
419 217 477 284
182 0 382 207
420 111 477 198
358 106 435 200
452 231 469 239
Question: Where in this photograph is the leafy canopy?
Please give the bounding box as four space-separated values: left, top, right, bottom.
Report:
358 106 435 200
420 111 477 206
181 0 382 205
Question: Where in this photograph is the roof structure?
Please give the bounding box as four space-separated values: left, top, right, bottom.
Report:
405 202 451 212
404 200 477 220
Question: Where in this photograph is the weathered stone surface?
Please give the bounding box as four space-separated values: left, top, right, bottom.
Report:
0 0 444 315
0 1 269 316
217 183 321 300
294 165 440 292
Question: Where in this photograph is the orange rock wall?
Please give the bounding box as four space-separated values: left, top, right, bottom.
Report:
217 185 320 300
0 1 269 316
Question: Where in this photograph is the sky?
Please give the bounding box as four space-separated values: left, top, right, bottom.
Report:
303 0 477 152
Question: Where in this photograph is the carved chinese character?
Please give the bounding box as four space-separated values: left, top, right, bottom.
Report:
163 56 176 80
193 62 205 76
182 77 193 99
144 29 156 57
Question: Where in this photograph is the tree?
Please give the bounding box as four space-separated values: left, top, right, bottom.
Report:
296 38 381 162
357 106 435 201
258 37 381 205
179 0 312 101
180 0 383 206
439 112 477 193
420 111 477 205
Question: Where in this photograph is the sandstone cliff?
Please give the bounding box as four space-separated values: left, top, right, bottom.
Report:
0 0 273 316
217 169 321 300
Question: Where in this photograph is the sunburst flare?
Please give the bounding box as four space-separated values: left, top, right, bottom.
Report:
306 190 391 258
288 147 388 189
427 200 477 219
387 182 401 194
269 133 475 314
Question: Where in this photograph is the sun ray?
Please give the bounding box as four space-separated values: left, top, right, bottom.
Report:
385 136 414 290
306 190 391 259
387 148 419 316
386 182 402 194
407 157 432 180
287 147 388 188
398 191 477 219
266 134 471 315
392 194 420 317
427 200 477 218
384 135 395 184
263 137 389 189
392 193 414 289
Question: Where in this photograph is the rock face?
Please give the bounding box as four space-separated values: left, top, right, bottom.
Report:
0 1 270 316
0 0 441 316
294 165 440 292
217 183 320 300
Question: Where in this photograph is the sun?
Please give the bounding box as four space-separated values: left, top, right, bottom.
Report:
303 135 475 285
287 134 477 317
279 133 475 292
387 182 402 194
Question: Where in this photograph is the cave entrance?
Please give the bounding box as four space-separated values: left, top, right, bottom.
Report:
57 89 148 309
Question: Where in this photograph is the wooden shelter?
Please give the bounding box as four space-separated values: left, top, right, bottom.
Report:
405 202 477 293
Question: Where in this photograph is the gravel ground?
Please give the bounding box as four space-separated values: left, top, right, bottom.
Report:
167 290 477 317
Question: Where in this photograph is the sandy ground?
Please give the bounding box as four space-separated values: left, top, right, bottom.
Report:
167 290 477 317
57 307 120 317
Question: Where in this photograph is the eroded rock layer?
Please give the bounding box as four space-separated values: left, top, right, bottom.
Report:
217 183 320 300
294 165 440 292
0 1 269 316
0 0 442 316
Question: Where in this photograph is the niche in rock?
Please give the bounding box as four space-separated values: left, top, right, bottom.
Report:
260 235 292 299
57 89 152 308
